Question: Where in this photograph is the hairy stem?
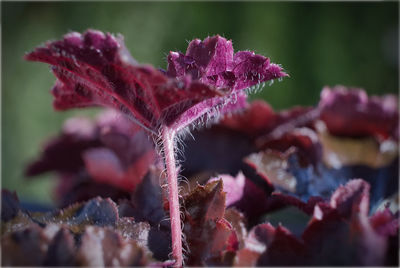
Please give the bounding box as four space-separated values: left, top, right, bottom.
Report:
161 126 183 267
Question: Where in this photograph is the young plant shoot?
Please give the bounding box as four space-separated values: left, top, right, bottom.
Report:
25 30 287 266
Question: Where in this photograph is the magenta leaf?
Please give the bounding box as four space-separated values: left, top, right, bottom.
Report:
167 35 287 91
25 30 225 133
26 31 286 134
319 85 399 140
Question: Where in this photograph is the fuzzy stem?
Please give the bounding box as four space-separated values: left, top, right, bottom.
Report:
161 126 183 267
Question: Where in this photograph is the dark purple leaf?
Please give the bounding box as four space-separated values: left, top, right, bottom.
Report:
26 30 286 134
256 224 308 266
319 85 399 140
302 179 388 266
26 110 157 206
25 117 101 176
167 36 287 91
221 99 314 139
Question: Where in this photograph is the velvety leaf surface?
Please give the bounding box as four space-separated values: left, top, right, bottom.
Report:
167 35 287 91
26 30 286 134
319 85 399 140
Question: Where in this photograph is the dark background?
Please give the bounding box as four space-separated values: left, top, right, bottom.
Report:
2 1 398 204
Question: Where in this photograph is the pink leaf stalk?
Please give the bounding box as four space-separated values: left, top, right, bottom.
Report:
25 29 287 266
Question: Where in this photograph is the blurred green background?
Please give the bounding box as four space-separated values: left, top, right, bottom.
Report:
2 1 398 204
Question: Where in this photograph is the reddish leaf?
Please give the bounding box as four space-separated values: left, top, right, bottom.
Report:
26 110 156 205
167 36 287 91
26 30 286 134
221 99 314 139
302 179 388 266
256 225 308 266
329 179 370 218
25 117 101 176
370 207 399 237
319 85 399 140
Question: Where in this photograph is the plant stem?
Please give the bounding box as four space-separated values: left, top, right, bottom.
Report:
161 126 183 267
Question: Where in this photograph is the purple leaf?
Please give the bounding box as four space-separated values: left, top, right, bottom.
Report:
26 31 286 134
26 110 156 206
319 85 399 140
167 35 287 91
221 99 315 139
